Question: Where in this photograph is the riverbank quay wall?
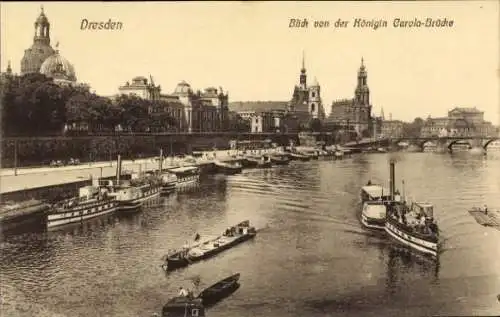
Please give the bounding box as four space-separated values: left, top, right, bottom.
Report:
1 133 306 168
0 159 220 203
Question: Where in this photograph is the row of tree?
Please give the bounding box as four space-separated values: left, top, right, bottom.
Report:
1 73 179 136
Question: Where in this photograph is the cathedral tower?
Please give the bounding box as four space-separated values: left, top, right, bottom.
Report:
299 51 307 90
308 77 322 119
21 6 55 75
355 57 370 106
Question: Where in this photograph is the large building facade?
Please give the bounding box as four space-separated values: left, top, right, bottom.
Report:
117 77 229 133
325 58 373 137
19 7 77 86
421 107 496 138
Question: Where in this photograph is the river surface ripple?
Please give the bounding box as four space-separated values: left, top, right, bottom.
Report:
1 152 500 317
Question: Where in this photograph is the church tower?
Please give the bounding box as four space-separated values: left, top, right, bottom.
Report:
21 6 55 75
355 57 370 106
308 77 322 119
299 51 307 90
34 6 50 46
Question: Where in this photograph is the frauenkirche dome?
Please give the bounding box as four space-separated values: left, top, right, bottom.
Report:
40 44 77 83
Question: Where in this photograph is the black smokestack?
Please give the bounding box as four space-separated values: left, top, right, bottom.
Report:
116 154 122 183
389 160 395 200
159 148 163 173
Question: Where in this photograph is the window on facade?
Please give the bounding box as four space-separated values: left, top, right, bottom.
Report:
311 103 315 113
312 92 315 98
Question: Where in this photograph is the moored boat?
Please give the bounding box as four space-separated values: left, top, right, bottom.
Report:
161 296 205 317
169 166 200 186
384 161 440 258
47 185 119 228
1 199 50 231
289 152 310 161
163 220 256 271
269 154 290 165
214 161 242 175
197 273 240 307
160 172 178 195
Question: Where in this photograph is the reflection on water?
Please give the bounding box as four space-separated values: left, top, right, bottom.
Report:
1 153 500 317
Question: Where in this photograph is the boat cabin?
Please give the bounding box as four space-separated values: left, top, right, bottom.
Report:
169 166 200 176
411 202 434 219
360 185 391 203
162 296 205 317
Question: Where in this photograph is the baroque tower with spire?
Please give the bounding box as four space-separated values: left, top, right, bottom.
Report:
20 6 56 75
326 57 374 137
288 51 326 123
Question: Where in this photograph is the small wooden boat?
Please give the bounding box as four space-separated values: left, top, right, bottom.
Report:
161 296 205 317
468 207 500 229
289 153 310 161
269 154 290 165
164 221 256 271
197 273 241 307
214 161 242 175
240 157 259 168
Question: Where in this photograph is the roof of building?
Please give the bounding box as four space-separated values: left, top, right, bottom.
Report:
229 101 288 112
449 107 483 113
39 46 76 82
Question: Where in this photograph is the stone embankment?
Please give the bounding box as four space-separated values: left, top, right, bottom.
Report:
0 148 279 195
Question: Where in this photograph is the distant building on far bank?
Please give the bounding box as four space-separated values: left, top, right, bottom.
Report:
421 107 496 138
229 101 288 133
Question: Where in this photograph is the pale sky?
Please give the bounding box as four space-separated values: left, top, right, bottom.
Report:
1 1 499 124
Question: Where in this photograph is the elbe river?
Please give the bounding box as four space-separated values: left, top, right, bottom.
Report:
1 152 499 317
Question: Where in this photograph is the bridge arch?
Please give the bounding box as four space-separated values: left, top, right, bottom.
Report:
419 139 435 148
447 139 472 151
484 138 499 150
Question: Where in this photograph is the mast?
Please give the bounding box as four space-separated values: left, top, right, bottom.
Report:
389 160 395 200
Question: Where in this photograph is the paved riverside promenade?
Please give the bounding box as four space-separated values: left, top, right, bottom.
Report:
0 148 278 194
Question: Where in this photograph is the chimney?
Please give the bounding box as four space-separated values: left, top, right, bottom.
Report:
159 148 163 173
389 160 395 200
116 155 122 183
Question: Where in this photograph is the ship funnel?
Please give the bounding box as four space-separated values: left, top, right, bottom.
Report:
116 155 122 183
389 160 395 200
159 148 163 173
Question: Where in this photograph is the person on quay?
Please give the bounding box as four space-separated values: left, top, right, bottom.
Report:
179 287 189 297
483 204 488 215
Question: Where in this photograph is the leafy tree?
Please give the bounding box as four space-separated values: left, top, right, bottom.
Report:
309 118 322 132
402 117 425 138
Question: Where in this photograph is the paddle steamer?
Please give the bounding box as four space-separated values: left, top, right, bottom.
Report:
47 185 119 228
384 161 440 258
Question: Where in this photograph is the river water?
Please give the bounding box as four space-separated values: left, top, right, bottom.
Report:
1 152 499 317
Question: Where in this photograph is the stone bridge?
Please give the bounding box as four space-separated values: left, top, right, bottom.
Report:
343 136 499 152
391 136 499 152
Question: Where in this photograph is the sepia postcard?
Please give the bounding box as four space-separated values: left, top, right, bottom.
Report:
0 1 499 317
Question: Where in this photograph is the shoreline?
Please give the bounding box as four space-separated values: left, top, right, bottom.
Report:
0 148 283 195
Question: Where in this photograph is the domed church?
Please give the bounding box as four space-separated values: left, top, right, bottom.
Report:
40 43 77 85
20 6 77 85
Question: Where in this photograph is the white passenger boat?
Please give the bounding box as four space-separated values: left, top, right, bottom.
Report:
360 184 392 230
169 166 200 186
47 185 119 228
